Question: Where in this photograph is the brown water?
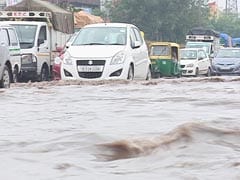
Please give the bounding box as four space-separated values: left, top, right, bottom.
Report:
1 77 240 180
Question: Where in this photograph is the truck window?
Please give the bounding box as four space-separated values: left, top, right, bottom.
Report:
8 28 19 46
13 25 37 49
39 26 47 41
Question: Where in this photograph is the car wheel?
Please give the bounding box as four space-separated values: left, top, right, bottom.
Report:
127 65 134 80
206 67 211 77
146 66 152 80
195 68 199 77
12 67 19 83
40 65 49 81
0 65 11 88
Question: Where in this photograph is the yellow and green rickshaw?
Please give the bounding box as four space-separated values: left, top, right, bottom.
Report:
149 42 181 78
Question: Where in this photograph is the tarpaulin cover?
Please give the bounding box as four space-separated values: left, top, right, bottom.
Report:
5 0 74 34
74 11 103 28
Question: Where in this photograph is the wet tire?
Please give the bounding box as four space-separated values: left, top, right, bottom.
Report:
195 68 199 77
0 65 11 88
39 65 49 81
206 67 211 77
146 66 152 80
12 67 19 83
127 65 134 80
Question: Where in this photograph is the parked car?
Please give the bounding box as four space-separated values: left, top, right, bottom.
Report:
0 31 11 88
52 32 78 80
61 23 151 80
180 48 212 77
212 48 240 75
0 23 21 83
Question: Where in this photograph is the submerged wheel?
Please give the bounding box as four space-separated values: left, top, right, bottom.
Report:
146 66 152 80
12 67 19 83
195 68 199 77
40 65 49 81
206 67 211 77
127 65 134 80
0 65 11 88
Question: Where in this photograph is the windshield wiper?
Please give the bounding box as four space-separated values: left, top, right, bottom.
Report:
81 43 106 45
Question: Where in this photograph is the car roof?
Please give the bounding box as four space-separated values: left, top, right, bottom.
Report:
83 23 136 28
219 47 240 50
181 48 203 51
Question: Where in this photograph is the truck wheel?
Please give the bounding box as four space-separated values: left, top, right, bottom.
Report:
12 67 19 83
127 65 134 80
40 65 49 81
0 65 11 88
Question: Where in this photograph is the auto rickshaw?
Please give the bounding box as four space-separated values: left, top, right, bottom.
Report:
149 42 181 78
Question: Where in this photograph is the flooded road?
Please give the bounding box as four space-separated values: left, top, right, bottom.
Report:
1 77 240 180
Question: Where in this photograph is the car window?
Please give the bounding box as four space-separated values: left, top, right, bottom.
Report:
198 50 206 59
0 29 10 46
73 27 127 45
180 49 197 60
216 49 240 58
133 28 143 44
8 28 19 46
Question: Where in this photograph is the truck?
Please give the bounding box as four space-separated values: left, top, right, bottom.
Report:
0 0 74 81
185 27 220 58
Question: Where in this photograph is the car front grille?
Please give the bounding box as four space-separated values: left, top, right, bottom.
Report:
217 67 234 73
77 60 105 66
77 60 106 79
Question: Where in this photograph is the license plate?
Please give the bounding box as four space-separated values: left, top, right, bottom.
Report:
77 65 103 72
220 67 230 70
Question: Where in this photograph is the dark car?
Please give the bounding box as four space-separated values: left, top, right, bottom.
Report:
212 48 240 75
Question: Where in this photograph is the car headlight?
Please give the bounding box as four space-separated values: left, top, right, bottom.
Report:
111 51 126 65
186 63 194 67
21 54 37 64
63 52 73 65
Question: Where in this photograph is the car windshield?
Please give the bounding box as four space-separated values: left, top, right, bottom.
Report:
72 27 127 46
215 49 240 58
12 25 37 49
180 50 197 60
150 45 170 56
186 42 210 54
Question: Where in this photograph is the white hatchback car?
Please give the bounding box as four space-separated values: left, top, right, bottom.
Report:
180 48 212 76
61 23 151 80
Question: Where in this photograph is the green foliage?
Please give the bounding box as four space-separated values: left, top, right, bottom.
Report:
210 13 240 38
109 0 209 43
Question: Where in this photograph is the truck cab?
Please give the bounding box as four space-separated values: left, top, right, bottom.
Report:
10 21 50 81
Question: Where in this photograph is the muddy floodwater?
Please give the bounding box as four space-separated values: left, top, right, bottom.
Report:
1 77 240 180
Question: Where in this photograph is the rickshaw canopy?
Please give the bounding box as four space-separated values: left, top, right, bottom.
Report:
149 42 180 60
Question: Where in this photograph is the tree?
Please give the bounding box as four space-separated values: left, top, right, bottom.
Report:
109 0 209 43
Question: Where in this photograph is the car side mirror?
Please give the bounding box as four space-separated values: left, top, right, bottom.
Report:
65 42 71 49
132 41 141 49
